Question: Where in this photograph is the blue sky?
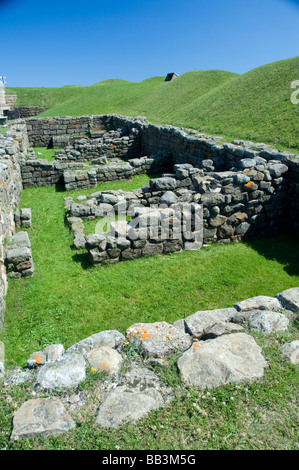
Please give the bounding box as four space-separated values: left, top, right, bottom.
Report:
0 0 298 87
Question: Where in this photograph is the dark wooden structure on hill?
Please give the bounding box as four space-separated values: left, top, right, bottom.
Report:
164 73 178 82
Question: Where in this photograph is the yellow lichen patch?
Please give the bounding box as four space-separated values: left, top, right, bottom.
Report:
102 362 107 370
244 181 254 187
193 344 200 349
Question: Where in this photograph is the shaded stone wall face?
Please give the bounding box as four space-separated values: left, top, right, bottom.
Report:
0 123 27 329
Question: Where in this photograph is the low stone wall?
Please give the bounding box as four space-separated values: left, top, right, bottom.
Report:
64 155 292 263
15 107 45 119
0 122 28 329
54 127 141 162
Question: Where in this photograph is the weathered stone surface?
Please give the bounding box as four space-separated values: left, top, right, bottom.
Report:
10 397 75 441
126 321 192 358
67 330 125 356
177 333 267 389
203 321 244 338
95 367 171 428
183 308 237 339
86 346 123 375
276 287 299 313
35 351 86 390
42 344 65 362
7 231 31 249
27 344 65 368
249 310 290 334
282 340 299 364
234 296 282 312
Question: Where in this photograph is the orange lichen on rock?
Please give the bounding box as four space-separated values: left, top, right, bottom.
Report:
33 356 43 364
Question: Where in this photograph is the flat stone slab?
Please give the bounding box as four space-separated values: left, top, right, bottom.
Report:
234 295 281 312
125 321 192 358
203 321 244 338
95 367 172 428
276 287 299 313
35 351 86 390
10 397 75 441
177 333 267 389
249 310 290 334
183 308 237 339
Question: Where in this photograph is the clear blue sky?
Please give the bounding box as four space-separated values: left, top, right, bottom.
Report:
0 0 298 87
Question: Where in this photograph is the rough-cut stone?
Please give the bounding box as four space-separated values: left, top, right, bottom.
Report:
86 346 123 375
234 296 282 312
10 397 75 441
95 367 172 428
35 351 86 390
183 308 237 339
67 330 125 355
27 344 65 368
276 288 299 313
249 310 290 334
177 333 267 389
282 340 299 364
126 321 192 358
203 321 244 338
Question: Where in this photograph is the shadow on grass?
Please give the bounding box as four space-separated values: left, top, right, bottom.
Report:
245 232 299 277
72 251 93 270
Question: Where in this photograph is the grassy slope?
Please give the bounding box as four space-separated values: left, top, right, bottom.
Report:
6 85 85 111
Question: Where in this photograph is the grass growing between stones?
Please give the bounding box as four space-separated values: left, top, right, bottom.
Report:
0 327 298 450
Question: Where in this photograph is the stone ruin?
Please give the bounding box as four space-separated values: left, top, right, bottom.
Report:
0 113 298 441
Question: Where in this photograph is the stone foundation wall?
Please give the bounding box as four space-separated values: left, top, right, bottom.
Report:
15 107 45 119
0 123 28 329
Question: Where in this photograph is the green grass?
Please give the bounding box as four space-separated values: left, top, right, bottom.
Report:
7 56 299 151
32 147 60 161
1 177 298 368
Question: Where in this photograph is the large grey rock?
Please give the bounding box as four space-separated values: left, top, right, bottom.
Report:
177 333 267 389
234 296 281 313
7 231 31 249
126 321 192 358
282 341 299 364
6 247 31 265
150 177 177 191
67 330 125 355
183 308 237 339
276 287 299 313
86 346 123 375
10 397 75 441
35 351 86 390
249 310 290 334
95 367 172 428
